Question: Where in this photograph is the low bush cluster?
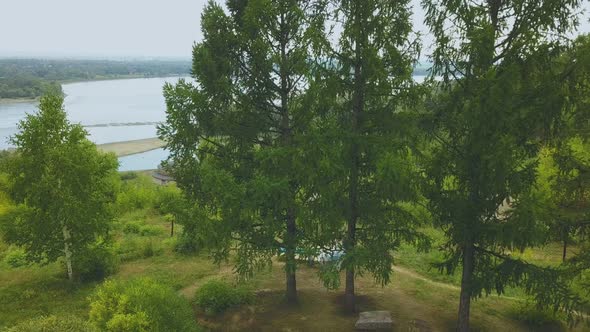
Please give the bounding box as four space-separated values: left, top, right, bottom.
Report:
116 175 159 212
115 237 164 262
140 240 163 258
123 221 163 237
74 242 118 282
194 279 253 315
89 277 199 332
123 222 142 234
2 246 29 268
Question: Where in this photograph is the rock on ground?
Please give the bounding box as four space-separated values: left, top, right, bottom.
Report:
355 311 393 331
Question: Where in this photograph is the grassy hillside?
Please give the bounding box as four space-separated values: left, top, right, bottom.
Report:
0 173 588 331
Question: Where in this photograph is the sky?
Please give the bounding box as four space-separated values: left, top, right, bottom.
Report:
0 0 589 59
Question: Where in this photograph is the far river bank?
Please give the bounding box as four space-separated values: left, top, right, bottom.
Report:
0 74 189 105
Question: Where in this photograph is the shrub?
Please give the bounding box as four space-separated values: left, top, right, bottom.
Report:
194 280 253 315
123 222 141 234
4 315 97 332
116 175 159 212
115 237 162 262
512 303 564 328
141 240 163 258
120 171 139 181
123 222 162 237
74 242 118 282
139 225 163 236
89 277 199 332
114 236 142 262
154 184 183 214
174 234 200 254
3 246 29 268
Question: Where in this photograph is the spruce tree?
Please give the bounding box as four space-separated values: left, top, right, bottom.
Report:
159 0 327 303
306 0 426 312
421 0 584 329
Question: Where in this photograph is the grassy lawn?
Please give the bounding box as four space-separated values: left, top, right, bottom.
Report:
1 176 589 331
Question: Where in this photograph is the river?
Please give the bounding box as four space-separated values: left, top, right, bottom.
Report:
0 77 186 170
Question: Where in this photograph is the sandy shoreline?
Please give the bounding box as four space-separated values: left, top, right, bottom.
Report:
98 137 164 157
0 97 39 104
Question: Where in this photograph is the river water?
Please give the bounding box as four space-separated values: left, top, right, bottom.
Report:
0 77 186 170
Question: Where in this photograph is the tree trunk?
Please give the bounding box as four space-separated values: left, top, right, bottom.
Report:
285 208 297 304
278 7 297 305
345 139 358 313
457 243 475 332
344 0 365 314
170 219 174 237
62 224 74 281
562 236 567 262
345 263 356 312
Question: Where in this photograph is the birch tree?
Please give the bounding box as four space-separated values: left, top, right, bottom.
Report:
3 94 118 281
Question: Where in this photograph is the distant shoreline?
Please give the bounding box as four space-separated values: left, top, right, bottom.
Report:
0 74 189 105
58 73 188 85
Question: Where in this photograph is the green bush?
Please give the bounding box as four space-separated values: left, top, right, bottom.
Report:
139 225 163 236
115 237 163 262
4 315 97 332
123 222 142 234
116 175 159 212
123 222 163 237
154 184 183 214
120 171 139 181
512 303 564 328
74 242 118 282
3 246 29 268
89 277 199 332
115 236 142 262
174 236 199 254
194 280 253 315
141 240 163 258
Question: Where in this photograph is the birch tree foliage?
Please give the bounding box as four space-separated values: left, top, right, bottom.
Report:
2 94 119 280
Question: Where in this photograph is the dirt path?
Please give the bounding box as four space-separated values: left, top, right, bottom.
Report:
393 265 459 291
178 264 235 298
393 265 524 302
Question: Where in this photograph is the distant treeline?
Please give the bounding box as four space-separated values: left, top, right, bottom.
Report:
0 59 191 99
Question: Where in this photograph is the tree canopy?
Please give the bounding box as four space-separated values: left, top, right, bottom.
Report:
422 0 586 329
303 0 429 312
2 94 119 281
159 0 328 303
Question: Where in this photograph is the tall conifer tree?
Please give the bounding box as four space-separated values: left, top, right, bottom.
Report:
421 0 584 329
159 0 327 303
306 0 426 312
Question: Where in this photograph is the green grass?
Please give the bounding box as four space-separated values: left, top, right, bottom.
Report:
0 177 589 331
1 214 589 331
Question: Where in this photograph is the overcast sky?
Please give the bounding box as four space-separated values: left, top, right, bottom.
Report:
1 0 589 59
